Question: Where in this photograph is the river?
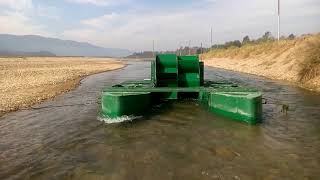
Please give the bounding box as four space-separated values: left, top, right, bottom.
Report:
0 61 319 180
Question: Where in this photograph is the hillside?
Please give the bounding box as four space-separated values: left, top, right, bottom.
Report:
0 34 132 57
0 50 56 57
202 33 320 92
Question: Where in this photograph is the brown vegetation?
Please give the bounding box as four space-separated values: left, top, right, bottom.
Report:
202 33 320 92
0 57 125 116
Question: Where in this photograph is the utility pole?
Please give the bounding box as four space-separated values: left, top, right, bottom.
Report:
278 0 280 41
178 42 182 56
188 40 191 55
152 40 155 58
200 42 203 60
211 27 213 50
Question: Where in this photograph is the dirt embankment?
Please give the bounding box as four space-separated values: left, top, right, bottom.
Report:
0 57 125 116
202 33 320 92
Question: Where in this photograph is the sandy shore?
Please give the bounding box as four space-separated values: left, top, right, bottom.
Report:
204 57 320 92
0 57 125 116
202 34 320 92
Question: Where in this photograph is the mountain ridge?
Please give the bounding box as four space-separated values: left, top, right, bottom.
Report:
0 34 131 57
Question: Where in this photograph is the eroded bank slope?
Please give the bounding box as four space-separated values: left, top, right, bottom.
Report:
202 33 320 92
0 57 125 116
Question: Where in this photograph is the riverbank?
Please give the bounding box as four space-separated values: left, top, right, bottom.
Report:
0 57 125 116
202 33 320 92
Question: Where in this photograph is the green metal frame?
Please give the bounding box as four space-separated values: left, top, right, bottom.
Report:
101 54 263 125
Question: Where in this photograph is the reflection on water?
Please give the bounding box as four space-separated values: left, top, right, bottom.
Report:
0 61 319 180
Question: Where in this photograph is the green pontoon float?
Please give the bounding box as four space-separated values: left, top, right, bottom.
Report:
101 54 262 124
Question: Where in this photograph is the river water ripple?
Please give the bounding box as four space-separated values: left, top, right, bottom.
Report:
0 61 319 180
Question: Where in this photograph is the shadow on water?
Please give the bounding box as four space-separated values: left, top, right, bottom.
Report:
0 61 319 180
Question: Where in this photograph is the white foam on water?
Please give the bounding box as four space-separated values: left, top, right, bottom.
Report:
97 115 142 124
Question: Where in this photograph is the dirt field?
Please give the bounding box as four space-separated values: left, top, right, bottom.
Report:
203 33 320 92
0 57 125 116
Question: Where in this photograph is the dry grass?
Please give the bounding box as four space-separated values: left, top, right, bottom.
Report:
202 38 301 59
0 57 125 116
202 33 320 92
298 42 320 81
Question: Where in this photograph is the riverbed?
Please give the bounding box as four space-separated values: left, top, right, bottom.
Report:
0 57 124 116
0 61 319 180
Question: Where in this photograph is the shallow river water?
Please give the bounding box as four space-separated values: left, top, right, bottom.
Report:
0 61 320 180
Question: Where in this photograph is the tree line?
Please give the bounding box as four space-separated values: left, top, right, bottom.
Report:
199 31 296 54
127 31 296 58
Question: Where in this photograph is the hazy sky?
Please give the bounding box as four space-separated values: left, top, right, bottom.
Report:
0 0 319 51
